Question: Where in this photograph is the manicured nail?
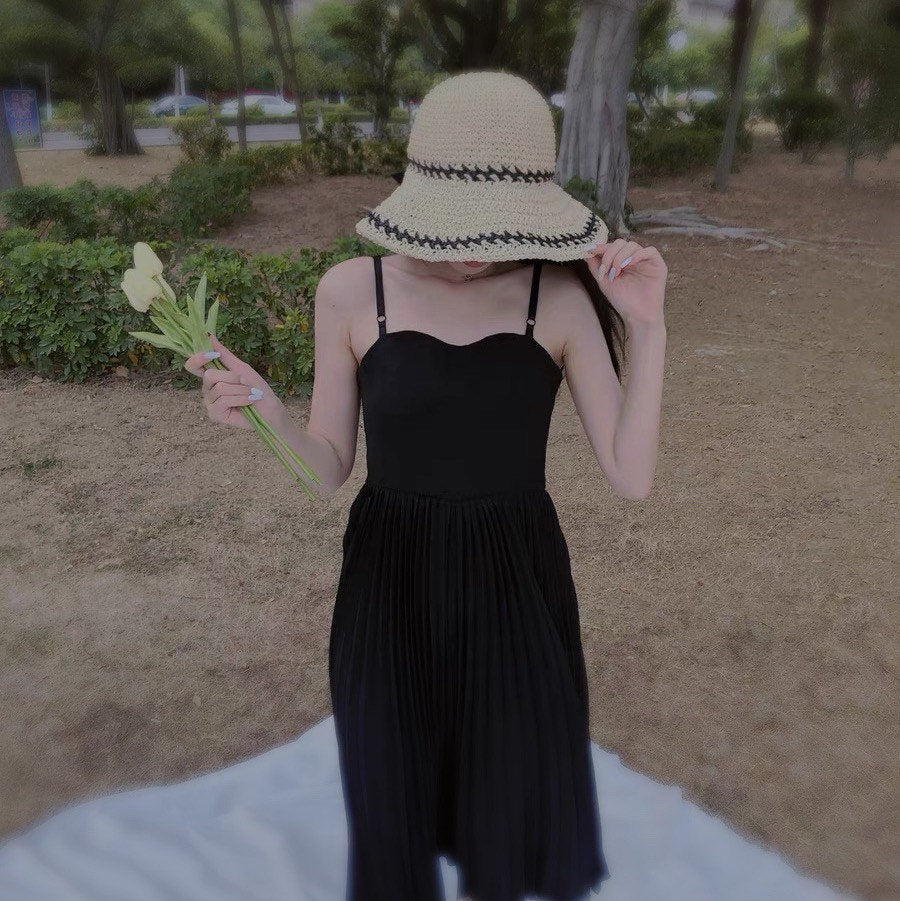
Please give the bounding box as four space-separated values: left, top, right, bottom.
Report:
585 242 597 251
608 267 617 281
248 387 263 401
203 350 220 360
621 256 632 268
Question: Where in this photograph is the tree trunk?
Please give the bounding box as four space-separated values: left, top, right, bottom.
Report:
96 61 142 155
259 0 306 140
278 1 306 139
0 99 23 190
729 0 752 91
556 0 639 235
802 0 829 90
226 0 248 152
713 0 767 191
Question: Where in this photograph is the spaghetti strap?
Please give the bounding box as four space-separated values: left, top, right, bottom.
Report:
373 255 387 336
525 260 543 338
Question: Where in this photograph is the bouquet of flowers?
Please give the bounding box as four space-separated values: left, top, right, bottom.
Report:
121 242 320 498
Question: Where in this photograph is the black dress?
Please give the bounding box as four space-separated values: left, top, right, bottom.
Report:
329 255 609 901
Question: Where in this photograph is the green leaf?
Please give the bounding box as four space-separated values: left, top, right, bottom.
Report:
205 296 220 336
129 330 186 354
188 272 209 350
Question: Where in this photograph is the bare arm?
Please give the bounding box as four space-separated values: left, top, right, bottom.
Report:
184 258 367 498
562 239 668 499
264 260 364 496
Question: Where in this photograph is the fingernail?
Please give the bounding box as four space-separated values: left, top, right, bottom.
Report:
248 388 263 401
585 242 597 251
621 256 632 268
203 350 220 360
608 267 617 281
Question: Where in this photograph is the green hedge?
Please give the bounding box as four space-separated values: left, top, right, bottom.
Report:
0 233 380 392
762 88 841 161
630 125 722 177
0 132 405 245
0 163 252 245
0 237 142 381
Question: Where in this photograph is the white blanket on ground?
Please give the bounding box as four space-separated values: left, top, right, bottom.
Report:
0 715 854 901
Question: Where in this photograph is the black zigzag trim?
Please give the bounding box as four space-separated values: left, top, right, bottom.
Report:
407 155 555 184
366 211 599 251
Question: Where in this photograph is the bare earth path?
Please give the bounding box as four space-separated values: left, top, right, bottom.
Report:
1 137 897 899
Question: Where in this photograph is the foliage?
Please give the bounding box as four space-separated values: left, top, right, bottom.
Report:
631 0 675 110
689 98 753 153
328 0 416 137
163 159 254 236
0 232 384 392
171 115 233 163
409 0 578 94
629 125 722 177
0 237 146 380
829 0 900 177
0 163 250 243
763 87 841 160
0 180 165 243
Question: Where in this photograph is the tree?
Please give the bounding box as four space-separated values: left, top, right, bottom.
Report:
729 0 753 90
225 0 248 151
411 0 578 93
2 0 201 156
714 0 768 190
630 0 674 113
802 0 830 89
258 0 307 139
831 0 899 179
556 0 640 235
329 0 415 137
0 100 23 190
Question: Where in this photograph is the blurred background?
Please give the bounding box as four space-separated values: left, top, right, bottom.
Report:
0 1 896 899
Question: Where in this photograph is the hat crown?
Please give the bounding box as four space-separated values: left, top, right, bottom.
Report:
407 71 557 176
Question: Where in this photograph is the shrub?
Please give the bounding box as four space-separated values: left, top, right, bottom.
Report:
763 88 842 161
0 238 149 380
171 115 232 164
689 98 753 153
0 232 387 388
162 159 254 238
630 125 721 176
231 144 309 186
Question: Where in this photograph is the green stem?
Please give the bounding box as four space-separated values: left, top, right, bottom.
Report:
150 300 193 351
203 359 320 497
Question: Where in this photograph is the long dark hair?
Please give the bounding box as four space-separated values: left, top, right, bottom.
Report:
532 258 627 382
388 171 626 381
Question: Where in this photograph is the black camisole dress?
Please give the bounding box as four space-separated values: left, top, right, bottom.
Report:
328 255 609 901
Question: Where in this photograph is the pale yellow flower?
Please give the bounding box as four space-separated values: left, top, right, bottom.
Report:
133 242 164 277
121 268 162 312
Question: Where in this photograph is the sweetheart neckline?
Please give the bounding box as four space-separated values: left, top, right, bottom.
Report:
357 329 564 379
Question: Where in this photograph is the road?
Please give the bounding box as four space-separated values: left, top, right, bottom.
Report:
32 121 377 151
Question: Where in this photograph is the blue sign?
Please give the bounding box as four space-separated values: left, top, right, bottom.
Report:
2 88 43 149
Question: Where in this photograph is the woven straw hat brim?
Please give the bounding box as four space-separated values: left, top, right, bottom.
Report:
355 167 609 263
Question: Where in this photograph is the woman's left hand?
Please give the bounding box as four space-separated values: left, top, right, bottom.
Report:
586 239 667 328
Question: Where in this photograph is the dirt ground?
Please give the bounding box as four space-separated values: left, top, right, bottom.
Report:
1 135 898 900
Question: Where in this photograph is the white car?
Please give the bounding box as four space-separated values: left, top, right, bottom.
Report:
220 94 297 117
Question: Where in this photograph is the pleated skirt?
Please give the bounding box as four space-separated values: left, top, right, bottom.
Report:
328 481 609 901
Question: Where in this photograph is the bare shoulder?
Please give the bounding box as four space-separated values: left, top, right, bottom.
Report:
538 261 599 328
314 255 376 320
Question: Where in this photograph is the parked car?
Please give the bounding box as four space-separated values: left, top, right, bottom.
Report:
219 94 297 117
149 94 207 116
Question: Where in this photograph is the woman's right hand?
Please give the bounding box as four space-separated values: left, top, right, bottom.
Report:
183 334 286 431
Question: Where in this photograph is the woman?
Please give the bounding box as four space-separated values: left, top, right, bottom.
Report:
185 71 667 901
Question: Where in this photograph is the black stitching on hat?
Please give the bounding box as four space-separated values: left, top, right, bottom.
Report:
407 156 555 184
366 211 600 250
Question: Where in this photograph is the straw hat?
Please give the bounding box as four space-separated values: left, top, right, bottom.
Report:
355 70 609 262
